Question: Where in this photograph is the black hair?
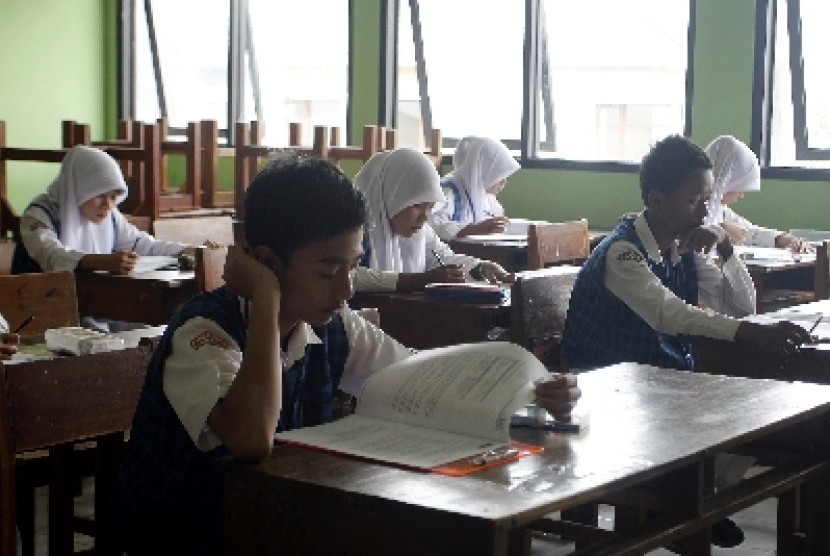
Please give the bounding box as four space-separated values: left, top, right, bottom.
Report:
244 154 367 266
639 135 712 204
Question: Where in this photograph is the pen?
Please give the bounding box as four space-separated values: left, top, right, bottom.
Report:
430 248 447 269
131 238 140 252
809 316 823 334
12 315 34 334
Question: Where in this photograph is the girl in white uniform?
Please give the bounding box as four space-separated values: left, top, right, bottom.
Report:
429 136 521 241
352 147 512 293
704 135 812 253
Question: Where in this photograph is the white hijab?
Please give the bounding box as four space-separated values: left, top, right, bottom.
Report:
353 148 445 273
35 146 128 252
444 136 520 222
704 135 761 226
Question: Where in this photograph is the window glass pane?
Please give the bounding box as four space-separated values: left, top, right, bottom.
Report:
769 0 830 167
247 0 349 146
134 0 229 130
540 0 689 162
396 1 524 150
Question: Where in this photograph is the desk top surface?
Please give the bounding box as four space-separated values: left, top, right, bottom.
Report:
227 363 830 524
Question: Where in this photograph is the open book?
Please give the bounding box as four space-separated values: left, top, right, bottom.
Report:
275 342 547 470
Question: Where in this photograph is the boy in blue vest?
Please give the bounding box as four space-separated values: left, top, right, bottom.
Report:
113 154 581 555
563 134 810 372
562 134 811 547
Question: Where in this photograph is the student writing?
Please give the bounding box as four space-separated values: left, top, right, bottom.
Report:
112 154 581 555
352 147 513 293
12 145 216 275
704 135 812 253
430 136 521 240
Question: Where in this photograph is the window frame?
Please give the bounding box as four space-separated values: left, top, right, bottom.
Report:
385 0 696 172
119 0 355 146
753 0 830 180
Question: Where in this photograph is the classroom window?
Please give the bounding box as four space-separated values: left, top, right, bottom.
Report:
127 0 349 145
395 0 692 164
764 0 830 168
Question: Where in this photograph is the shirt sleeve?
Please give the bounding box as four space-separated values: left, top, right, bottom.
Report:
696 251 756 317
111 212 188 255
338 305 413 396
352 266 399 292
162 316 243 451
604 240 741 341
429 187 466 240
20 208 84 271
722 207 781 247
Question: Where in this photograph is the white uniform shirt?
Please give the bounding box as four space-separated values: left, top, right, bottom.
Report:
21 206 187 272
353 225 481 292
430 188 505 241
603 214 756 341
719 205 781 247
162 304 412 451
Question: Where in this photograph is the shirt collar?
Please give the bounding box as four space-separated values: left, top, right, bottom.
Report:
283 321 323 369
236 294 323 370
634 212 681 265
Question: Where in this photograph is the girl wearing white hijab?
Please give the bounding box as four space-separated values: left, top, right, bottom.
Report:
15 145 193 274
430 136 521 240
352 147 512 292
704 136 811 253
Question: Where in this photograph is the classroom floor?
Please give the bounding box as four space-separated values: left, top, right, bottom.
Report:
32 478 778 556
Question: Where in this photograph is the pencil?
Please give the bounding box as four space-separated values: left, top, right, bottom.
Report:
12 315 34 334
430 248 447 268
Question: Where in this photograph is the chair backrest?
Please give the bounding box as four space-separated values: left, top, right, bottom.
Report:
0 241 14 275
0 340 155 555
814 241 830 301
152 214 235 247
510 266 580 362
0 271 79 336
526 219 590 270
195 246 229 292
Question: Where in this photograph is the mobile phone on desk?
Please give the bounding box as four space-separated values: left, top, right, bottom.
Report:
510 407 581 433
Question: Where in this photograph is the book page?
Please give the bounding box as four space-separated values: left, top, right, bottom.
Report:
355 342 547 442
131 255 179 274
277 414 505 469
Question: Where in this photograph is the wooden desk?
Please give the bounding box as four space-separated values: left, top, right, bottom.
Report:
694 299 830 384
1 340 156 556
746 257 817 313
223 364 830 555
448 238 527 272
75 269 196 325
351 290 510 349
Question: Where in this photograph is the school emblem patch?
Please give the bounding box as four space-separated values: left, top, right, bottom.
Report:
190 330 232 350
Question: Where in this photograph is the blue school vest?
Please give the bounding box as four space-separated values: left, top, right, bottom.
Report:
114 286 350 555
562 216 698 371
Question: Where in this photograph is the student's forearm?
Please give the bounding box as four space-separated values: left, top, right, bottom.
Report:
211 286 282 461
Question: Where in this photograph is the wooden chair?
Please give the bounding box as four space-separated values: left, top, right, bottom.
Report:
200 119 261 210
0 271 79 336
526 219 590 270
510 266 580 365
195 246 228 292
0 339 155 556
152 214 235 247
0 241 15 275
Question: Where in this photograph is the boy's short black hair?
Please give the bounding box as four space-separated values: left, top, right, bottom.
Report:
639 135 712 203
244 154 367 265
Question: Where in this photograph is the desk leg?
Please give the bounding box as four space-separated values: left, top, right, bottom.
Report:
48 444 74 555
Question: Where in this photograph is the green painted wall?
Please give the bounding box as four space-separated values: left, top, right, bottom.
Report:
0 0 107 211
1 0 828 231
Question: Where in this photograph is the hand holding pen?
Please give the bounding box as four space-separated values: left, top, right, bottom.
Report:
0 316 28 360
427 249 465 285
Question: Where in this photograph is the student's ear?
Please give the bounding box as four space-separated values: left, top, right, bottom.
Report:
251 245 284 277
647 189 668 211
